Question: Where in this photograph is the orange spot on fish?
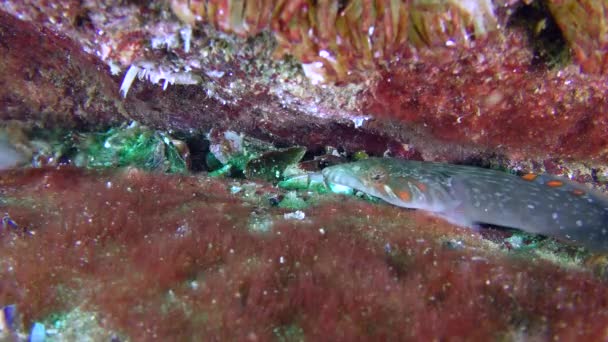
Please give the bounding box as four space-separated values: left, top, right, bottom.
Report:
521 173 537 181
546 180 564 187
414 182 427 192
397 190 411 202
373 183 385 194
571 189 585 196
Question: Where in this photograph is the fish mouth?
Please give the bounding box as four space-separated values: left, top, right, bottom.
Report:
322 166 368 194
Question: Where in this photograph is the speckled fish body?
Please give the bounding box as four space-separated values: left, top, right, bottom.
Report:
322 158 608 252
0 138 23 170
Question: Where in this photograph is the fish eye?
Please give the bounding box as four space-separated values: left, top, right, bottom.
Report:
368 168 386 182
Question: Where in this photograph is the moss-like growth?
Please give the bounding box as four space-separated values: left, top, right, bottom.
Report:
278 191 308 210
207 130 305 182
73 123 188 173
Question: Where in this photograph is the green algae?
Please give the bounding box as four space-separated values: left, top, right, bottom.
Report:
207 130 306 182
245 147 306 182
493 230 589 271
278 191 308 211
273 324 305 342
352 150 369 161
208 164 233 177
9 123 189 174
503 231 544 250
74 123 188 173
278 173 329 194
43 308 118 342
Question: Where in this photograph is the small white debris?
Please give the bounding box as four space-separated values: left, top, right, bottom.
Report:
175 224 191 238
318 49 337 65
471 256 488 262
119 65 141 98
180 25 192 53
350 115 371 129
108 61 121 75
318 50 331 59
576 220 583 227
384 243 392 253
151 32 180 50
319 228 325 235
119 63 202 98
279 256 285 264
283 210 306 220
368 25 375 36
206 70 225 78
505 235 524 249
46 329 59 335
301 62 326 85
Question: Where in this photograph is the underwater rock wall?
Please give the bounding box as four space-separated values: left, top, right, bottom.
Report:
0 167 607 340
1 1 607 166
2 1 607 166
2 1 608 340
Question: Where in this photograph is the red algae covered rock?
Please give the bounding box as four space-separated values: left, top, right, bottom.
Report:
0 10 123 129
1 167 608 339
0 6 411 161
2 1 608 167
362 34 608 162
1 5 608 339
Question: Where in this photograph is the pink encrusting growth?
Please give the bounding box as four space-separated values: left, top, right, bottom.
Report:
1 167 608 339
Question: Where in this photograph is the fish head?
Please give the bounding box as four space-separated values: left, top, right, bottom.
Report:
322 159 415 206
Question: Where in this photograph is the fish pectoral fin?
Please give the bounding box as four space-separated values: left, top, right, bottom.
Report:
428 196 475 228
433 209 475 228
431 175 477 228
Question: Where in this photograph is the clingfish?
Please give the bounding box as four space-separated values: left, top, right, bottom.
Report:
322 158 608 252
